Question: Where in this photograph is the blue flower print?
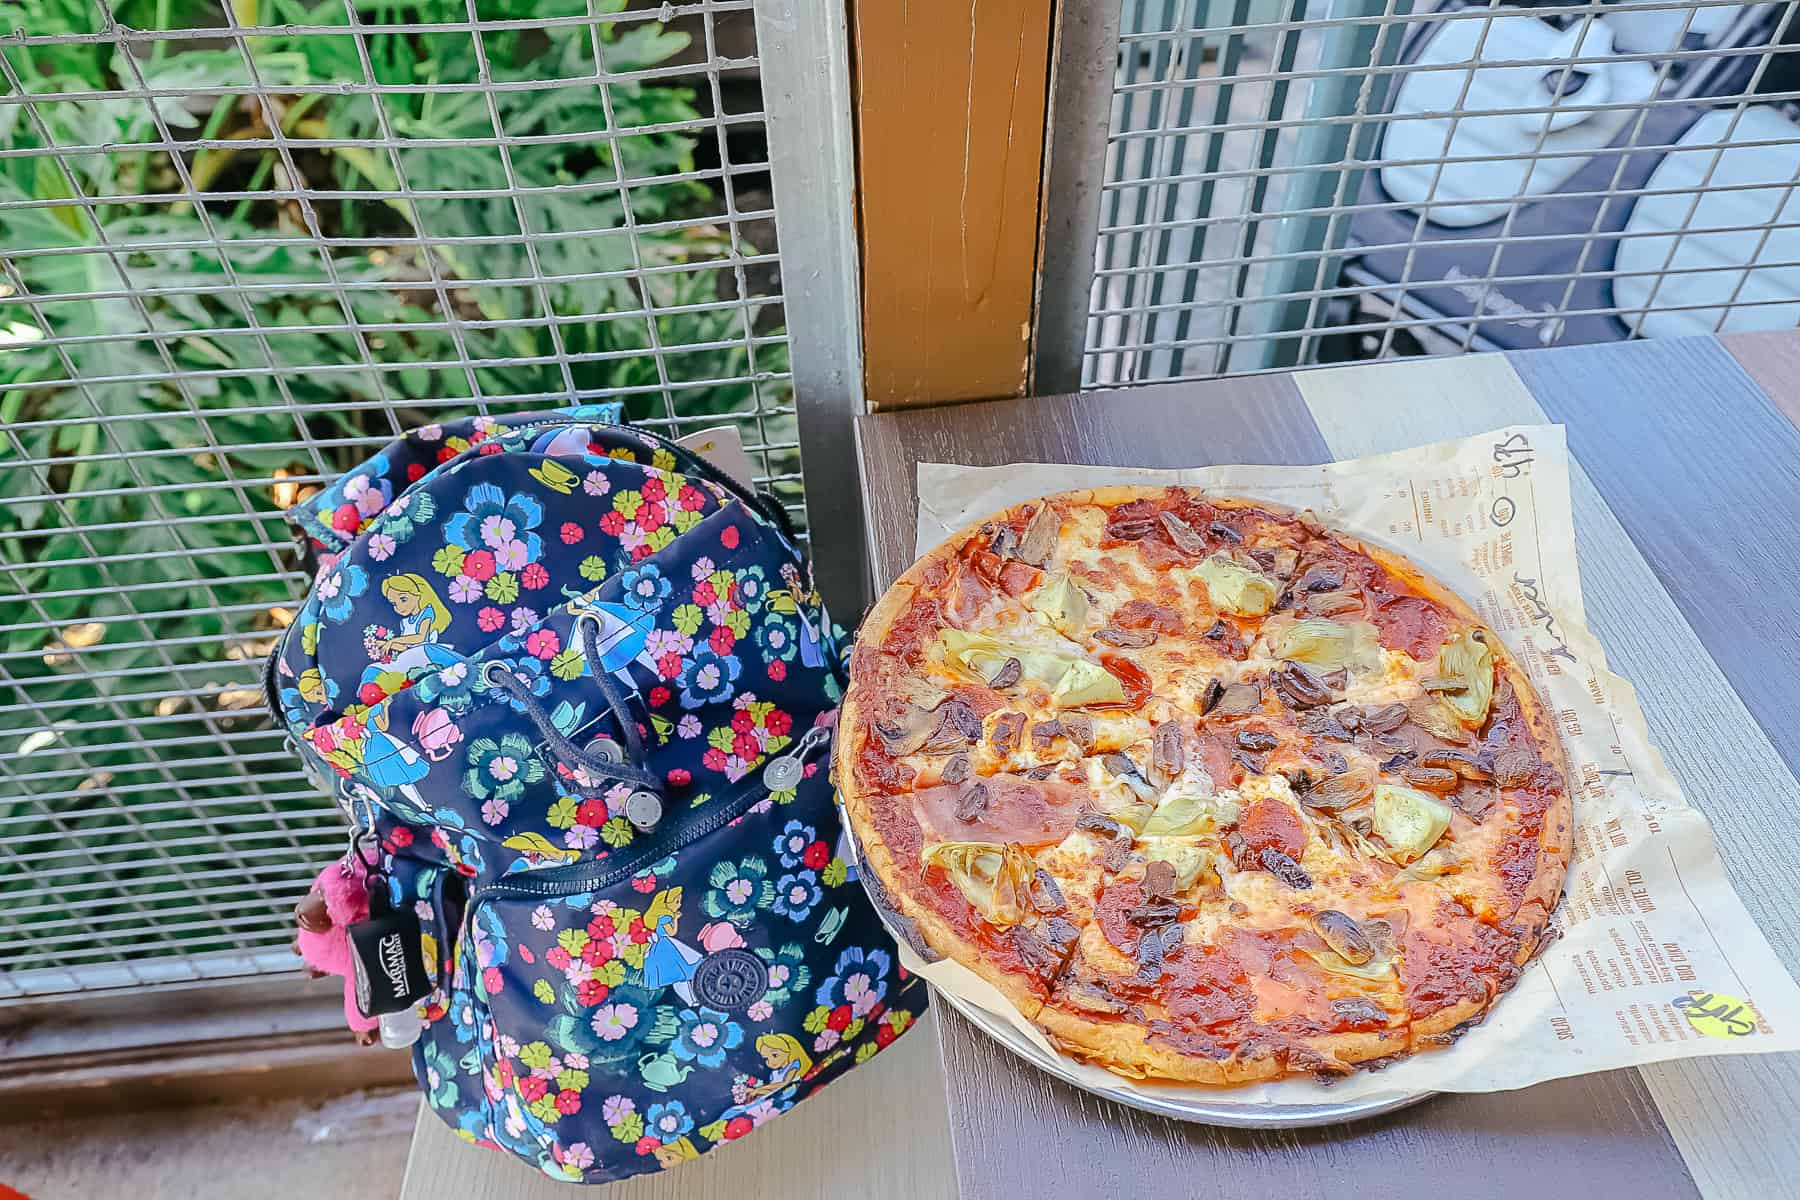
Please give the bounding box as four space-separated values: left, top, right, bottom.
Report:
416 657 478 714
450 993 480 1045
703 856 772 926
754 943 811 1007
753 614 799 663
678 649 741 709
444 482 545 570
619 563 672 612
774 820 817 869
816 946 892 1016
474 655 549 712
644 1100 694 1145
734 565 769 615
316 562 368 623
772 870 821 923
671 1006 743 1069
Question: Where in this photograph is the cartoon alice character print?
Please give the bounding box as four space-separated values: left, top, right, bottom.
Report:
639 888 704 1004
355 574 465 789
374 573 463 678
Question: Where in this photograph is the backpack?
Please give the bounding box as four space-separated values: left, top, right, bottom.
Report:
267 407 927 1184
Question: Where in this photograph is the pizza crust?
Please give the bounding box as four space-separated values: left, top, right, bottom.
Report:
841 487 1572 1085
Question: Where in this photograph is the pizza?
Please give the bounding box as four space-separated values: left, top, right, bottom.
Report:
837 487 1571 1084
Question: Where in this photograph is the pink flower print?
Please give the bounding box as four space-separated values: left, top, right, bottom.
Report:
564 824 600 851
677 715 702 739
509 606 539 634
705 600 733 628
644 628 691 660
477 606 505 632
812 1028 841 1053
562 1144 595 1172
480 515 517 550
746 999 773 1022
563 1052 589 1071
493 538 529 572
526 629 560 660
449 575 483 604
619 525 648 555
690 557 715 581
480 797 509 826
593 1004 639 1043
846 971 879 1016
531 905 555 931
367 532 396 561
488 754 521 782
419 423 444 441
582 471 610 497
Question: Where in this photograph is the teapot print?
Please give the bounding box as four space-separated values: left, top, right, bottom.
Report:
638 1051 696 1093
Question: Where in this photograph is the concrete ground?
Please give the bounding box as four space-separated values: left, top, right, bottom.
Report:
0 1087 418 1200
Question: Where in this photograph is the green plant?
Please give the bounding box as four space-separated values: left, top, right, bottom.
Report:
0 0 792 971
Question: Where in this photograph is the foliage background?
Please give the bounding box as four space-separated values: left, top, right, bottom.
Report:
0 0 793 976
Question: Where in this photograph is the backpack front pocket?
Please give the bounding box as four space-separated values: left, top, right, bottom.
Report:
445 757 924 1184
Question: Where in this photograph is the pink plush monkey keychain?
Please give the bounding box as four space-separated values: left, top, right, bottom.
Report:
293 855 381 1045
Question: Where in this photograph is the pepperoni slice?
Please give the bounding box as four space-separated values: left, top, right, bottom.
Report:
1236 798 1305 860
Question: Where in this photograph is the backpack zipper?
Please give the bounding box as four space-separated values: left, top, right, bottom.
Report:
471 723 832 904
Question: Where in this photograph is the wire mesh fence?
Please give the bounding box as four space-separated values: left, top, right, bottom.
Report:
0 0 797 998
1085 0 1800 384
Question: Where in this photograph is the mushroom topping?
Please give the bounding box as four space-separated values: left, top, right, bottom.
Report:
1158 511 1208 556
1313 910 1375 965
1015 503 1060 567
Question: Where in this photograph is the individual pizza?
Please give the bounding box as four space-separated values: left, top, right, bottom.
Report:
838 487 1571 1084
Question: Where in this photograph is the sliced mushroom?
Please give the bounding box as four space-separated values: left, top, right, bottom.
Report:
1273 662 1336 708
1313 910 1374 965
1213 681 1263 717
1016 503 1060 567
1151 721 1185 784
1159 511 1207 556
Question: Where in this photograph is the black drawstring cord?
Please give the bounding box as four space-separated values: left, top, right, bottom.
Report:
481 654 659 794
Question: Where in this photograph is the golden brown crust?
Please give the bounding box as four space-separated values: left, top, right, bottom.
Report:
841 486 1572 1085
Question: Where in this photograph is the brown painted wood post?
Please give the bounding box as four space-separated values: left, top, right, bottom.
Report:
849 0 1057 410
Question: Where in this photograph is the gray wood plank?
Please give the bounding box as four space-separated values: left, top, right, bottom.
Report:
399 1014 955 1199
1298 347 1800 1200
856 367 1695 1200
1507 337 1800 781
1721 330 1800 433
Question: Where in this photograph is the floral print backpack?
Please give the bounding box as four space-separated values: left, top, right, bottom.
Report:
267 407 926 1184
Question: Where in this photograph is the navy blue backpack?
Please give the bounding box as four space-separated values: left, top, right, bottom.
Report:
268 407 926 1183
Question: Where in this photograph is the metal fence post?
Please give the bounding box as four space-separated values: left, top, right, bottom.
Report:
1237 0 1414 372
754 0 868 615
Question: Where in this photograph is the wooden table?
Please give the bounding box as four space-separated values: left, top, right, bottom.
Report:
854 332 1800 1200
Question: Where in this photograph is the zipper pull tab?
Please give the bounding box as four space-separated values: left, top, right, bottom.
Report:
761 724 831 792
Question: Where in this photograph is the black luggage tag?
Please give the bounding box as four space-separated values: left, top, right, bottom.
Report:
348 883 431 1018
